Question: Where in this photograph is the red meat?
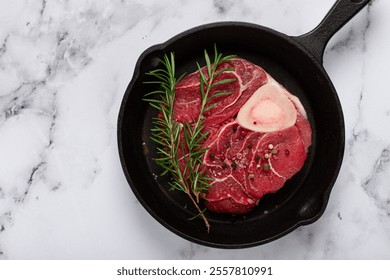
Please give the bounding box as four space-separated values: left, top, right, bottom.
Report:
173 58 312 214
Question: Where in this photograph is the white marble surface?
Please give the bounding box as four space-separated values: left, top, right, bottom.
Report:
0 0 389 259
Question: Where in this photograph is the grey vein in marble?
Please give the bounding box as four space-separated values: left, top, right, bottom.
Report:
362 147 390 215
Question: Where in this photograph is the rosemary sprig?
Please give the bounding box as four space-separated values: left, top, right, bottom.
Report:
144 46 235 232
187 46 236 201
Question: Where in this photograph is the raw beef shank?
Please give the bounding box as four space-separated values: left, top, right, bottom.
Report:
173 58 312 214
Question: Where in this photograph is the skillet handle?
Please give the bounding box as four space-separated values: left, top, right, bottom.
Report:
293 0 371 64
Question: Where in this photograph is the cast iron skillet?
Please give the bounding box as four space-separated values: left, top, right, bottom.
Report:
118 0 371 248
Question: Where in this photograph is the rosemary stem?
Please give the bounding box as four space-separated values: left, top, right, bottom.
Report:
186 189 211 233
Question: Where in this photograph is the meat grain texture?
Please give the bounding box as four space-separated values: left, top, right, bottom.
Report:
173 58 312 214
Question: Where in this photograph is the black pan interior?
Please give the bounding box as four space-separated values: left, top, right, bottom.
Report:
118 22 345 248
